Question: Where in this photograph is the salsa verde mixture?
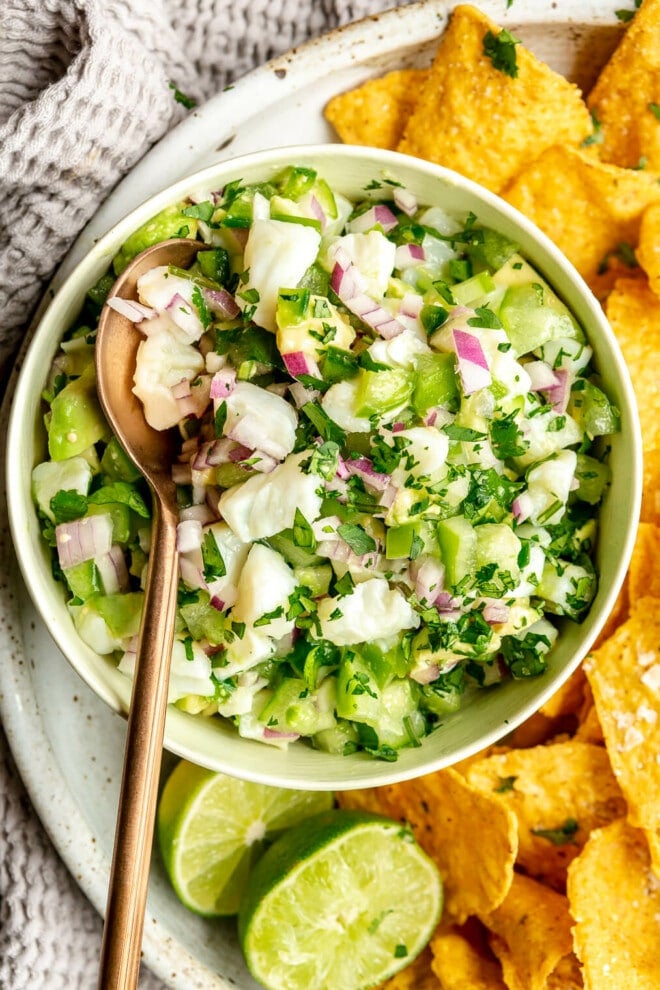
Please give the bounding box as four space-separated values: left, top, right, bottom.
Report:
33 165 618 760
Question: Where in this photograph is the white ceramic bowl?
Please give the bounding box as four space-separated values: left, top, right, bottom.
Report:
6 143 642 790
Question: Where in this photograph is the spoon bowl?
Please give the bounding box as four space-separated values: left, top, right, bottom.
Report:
94 238 202 990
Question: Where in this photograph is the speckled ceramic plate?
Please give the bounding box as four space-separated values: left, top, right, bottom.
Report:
0 2 628 987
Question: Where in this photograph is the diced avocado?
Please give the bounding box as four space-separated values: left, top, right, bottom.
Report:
86 502 132 544
451 270 496 306
536 559 596 621
32 457 93 522
276 287 311 327
412 352 459 414
475 523 522 588
197 248 230 285
420 665 466 716
63 560 102 601
573 453 611 505
179 592 226 645
499 284 580 355
258 677 336 736
570 380 620 439
113 204 198 274
47 364 109 461
465 227 519 271
437 516 477 588
100 436 142 483
275 166 317 200
267 530 322 569
92 592 144 638
293 563 332 598
354 367 415 418
385 522 423 560
313 719 359 755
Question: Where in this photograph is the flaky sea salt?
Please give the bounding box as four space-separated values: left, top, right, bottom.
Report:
641 665 660 693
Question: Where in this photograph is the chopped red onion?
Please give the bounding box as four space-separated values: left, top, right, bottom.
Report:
453 329 491 394
166 293 205 341
394 243 425 268
525 360 559 391
312 515 342 541
95 545 129 594
483 602 510 625
172 463 193 485
179 503 215 525
399 293 423 318
176 519 203 553
171 378 192 401
106 297 155 322
378 483 398 509
55 514 114 570
348 204 398 234
543 367 572 414
391 422 406 433
263 727 300 742
289 381 319 408
331 259 404 339
393 187 418 216
512 492 534 523
410 557 445 604
308 194 326 229
210 367 237 400
204 287 239 319
179 555 205 590
410 664 440 685
344 456 390 492
249 450 279 474
282 351 321 380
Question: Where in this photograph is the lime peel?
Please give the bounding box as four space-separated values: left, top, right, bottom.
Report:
238 808 443 990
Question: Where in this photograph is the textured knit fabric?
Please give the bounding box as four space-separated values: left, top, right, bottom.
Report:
0 1 405 987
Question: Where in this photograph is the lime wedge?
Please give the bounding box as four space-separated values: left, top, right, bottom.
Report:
156 761 333 916
238 808 443 990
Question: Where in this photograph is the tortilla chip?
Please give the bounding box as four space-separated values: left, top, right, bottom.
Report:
504 147 660 290
605 277 660 458
586 0 660 170
396 5 591 194
567 819 660 989
430 928 506 989
339 768 518 922
324 69 429 149
641 446 660 525
482 874 574 990
593 579 629 649
539 667 587 720
636 202 660 301
503 711 560 750
377 945 440 990
583 599 660 831
546 953 584 990
466 741 626 890
574 684 605 746
628 523 660 603
644 827 660 878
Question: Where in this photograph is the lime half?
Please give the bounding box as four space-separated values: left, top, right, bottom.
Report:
238 808 443 990
156 761 333 916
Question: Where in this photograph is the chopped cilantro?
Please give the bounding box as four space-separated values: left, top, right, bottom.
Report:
494 775 517 793
337 523 377 556
168 82 197 109
301 402 347 445
531 818 579 846
582 110 604 147
201 530 226 581
293 508 316 550
482 28 520 78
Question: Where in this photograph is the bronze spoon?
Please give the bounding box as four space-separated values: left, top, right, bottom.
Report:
95 238 202 989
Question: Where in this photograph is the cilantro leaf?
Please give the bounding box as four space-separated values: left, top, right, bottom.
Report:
168 82 197 109
442 424 487 443
293 508 316 550
301 402 347 446
482 28 520 78
531 818 579 846
649 102 660 120
582 109 604 147
337 523 377 556
201 530 226 581
182 202 215 222
494 775 517 793
88 482 151 518
489 410 529 460
49 490 89 524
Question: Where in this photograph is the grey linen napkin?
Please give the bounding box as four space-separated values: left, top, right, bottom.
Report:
0 1 403 987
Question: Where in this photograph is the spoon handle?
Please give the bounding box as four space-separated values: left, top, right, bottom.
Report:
98 497 179 990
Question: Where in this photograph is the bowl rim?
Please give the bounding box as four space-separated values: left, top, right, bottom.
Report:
6 142 643 790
